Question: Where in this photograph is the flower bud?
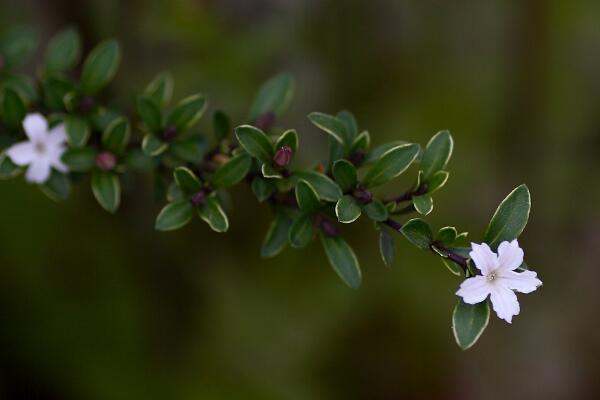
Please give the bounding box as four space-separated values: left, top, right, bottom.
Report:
352 186 372 204
191 191 207 207
95 151 117 171
162 124 178 141
320 218 338 237
273 146 293 167
79 96 96 113
348 149 366 166
254 112 275 131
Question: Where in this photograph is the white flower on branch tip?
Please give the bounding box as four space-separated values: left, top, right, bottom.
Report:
456 240 542 323
6 113 68 183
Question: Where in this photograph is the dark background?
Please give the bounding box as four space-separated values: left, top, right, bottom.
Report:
1 1 599 399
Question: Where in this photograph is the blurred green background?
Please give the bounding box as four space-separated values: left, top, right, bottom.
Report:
1 0 599 399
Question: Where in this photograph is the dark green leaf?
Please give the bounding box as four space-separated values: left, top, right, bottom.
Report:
328 136 345 167
65 116 91 148
249 73 295 119
413 194 433 215
436 226 457 245
308 112 349 145
144 71 173 107
234 125 274 164
332 159 357 193
155 200 194 231
261 163 282 179
378 226 395 267
293 170 343 202
1 88 26 130
336 110 358 140
212 110 230 143
174 166 202 194
61 147 97 172
261 210 293 257
441 258 463 276
427 170 449 193
142 134 168 156
275 129 298 153
40 169 70 201
350 130 370 152
43 76 73 111
198 195 229 233
0 26 37 68
288 215 314 249
320 233 362 289
211 153 252 188
124 149 156 172
362 199 388 222
169 136 208 163
80 39 121 95
363 144 420 187
400 218 433 249
452 300 490 350
0 153 21 179
421 130 453 179
295 179 321 213
251 176 275 202
137 95 162 133
45 28 81 72
167 93 207 132
335 195 361 223
91 170 120 213
483 184 531 249
101 117 130 154
363 141 408 165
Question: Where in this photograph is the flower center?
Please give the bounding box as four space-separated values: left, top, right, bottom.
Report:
486 271 498 281
34 142 46 155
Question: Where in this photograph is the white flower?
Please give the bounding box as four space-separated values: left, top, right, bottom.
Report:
456 240 542 323
6 113 68 183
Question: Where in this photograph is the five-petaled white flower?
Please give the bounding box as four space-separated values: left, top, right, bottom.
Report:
6 113 68 183
456 240 542 323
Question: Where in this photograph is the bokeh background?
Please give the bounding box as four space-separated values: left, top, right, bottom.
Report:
1 1 599 399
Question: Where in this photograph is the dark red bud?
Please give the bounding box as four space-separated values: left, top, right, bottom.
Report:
348 149 366 166
162 124 178 141
254 112 275 131
191 191 207 207
320 218 338 237
273 146 293 167
95 151 117 171
79 96 96 113
352 187 373 204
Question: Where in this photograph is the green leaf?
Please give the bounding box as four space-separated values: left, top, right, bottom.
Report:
378 226 395 267
249 73 295 120
362 199 388 222
421 130 453 179
427 170 449 193
363 144 420 188
40 170 70 201
320 233 362 289
142 134 168 156
413 194 433 215
261 163 282 179
80 39 121 95
144 71 173 107
3 73 38 104
452 300 490 350
137 95 162 133
65 116 91 148
45 28 81 72
91 170 121 213
308 112 349 145
1 88 26 130
295 179 321 213
251 176 275 202
336 110 358 140
288 215 314 249
211 153 252 188
261 210 293 257
436 226 458 245
350 130 371 152
400 218 433 249
0 153 22 179
174 166 202 194
155 200 194 231
212 110 230 143
167 93 207 132
198 195 229 233
0 26 37 68
275 129 298 153
363 141 408 165
293 171 343 202
441 258 463 276
234 125 274 164
332 159 357 193
61 147 97 172
483 184 531 249
42 76 73 111
169 136 208 163
328 136 345 167
335 195 361 223
101 117 130 154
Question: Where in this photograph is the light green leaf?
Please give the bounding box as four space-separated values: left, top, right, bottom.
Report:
80 39 121 95
427 170 449 193
235 124 274 164
211 153 252 188
400 218 433 249
142 134 168 156
261 163 283 179
363 144 420 187
332 159 357 193
155 200 194 231
335 195 361 223
483 184 531 249
174 166 202 194
308 112 349 145
288 215 314 248
198 195 229 233
421 130 453 179
351 130 370 152
91 170 120 213
413 194 433 215
452 300 490 350
320 233 362 289
363 141 408 165
249 73 295 119
293 170 343 202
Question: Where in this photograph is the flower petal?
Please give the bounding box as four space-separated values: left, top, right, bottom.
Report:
469 242 499 274
25 159 51 183
500 270 542 294
23 113 48 141
47 124 67 145
497 240 524 271
490 284 520 323
456 276 492 304
6 142 36 165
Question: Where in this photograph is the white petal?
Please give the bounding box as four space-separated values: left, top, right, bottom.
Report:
490 284 520 323
6 142 36 165
25 159 51 183
48 124 67 145
49 148 68 173
500 270 542 294
456 276 492 304
497 240 524 271
23 113 48 141
469 242 499 274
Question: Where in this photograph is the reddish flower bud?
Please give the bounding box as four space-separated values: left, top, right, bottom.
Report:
352 186 373 204
273 146 293 167
95 151 117 171
254 112 275 131
162 124 178 141
320 218 338 237
348 149 366 166
191 191 207 207
79 96 96 113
